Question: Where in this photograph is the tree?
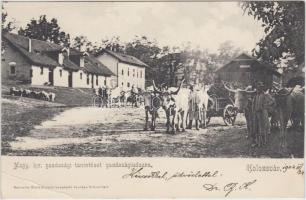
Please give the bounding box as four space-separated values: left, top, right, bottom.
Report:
2 6 14 35
18 15 70 47
2 5 15 53
241 1 305 65
71 35 96 53
125 36 163 83
100 36 125 53
217 41 242 65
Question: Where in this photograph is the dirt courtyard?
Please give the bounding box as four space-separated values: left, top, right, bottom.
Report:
3 104 304 158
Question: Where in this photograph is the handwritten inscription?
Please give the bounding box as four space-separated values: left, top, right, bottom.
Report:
203 179 257 197
122 167 220 181
247 163 304 175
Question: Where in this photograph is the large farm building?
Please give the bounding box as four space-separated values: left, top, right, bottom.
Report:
1 33 148 89
216 53 281 89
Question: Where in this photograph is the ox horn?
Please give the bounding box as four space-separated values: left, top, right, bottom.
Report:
152 80 162 93
223 82 236 93
243 86 256 94
277 87 294 96
170 79 185 95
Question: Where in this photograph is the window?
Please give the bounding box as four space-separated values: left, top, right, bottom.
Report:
140 70 142 78
10 65 16 75
40 67 44 75
80 72 83 80
87 74 90 85
104 79 106 85
128 68 130 76
96 75 98 85
127 82 130 87
137 71 138 78
122 82 124 86
122 69 124 75
240 65 250 69
59 70 62 77
30 69 33 78
133 69 135 77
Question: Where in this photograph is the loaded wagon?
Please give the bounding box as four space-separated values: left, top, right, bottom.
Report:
205 84 237 126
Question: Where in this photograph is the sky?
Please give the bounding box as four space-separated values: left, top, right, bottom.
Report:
4 1 265 53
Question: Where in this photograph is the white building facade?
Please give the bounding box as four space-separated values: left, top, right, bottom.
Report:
2 33 114 88
95 49 147 90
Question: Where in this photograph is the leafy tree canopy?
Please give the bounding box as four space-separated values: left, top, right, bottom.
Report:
1 6 15 35
241 1 305 66
18 15 70 47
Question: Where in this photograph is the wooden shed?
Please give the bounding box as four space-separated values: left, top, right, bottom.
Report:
215 53 281 89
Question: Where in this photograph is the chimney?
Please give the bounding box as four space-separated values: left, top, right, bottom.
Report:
58 53 64 65
80 53 85 68
28 38 32 52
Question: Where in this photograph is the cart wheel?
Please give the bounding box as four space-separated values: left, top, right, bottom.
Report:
93 96 103 107
223 104 236 126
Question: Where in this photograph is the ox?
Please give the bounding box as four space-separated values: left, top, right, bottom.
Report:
22 89 31 97
272 85 304 148
126 88 142 107
109 87 126 107
223 82 256 138
143 90 162 131
153 80 188 134
49 92 56 102
194 85 212 128
10 87 22 96
39 91 50 101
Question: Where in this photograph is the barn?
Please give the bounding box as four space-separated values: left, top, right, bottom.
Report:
215 53 281 89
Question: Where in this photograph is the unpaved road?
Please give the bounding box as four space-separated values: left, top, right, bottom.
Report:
6 106 304 158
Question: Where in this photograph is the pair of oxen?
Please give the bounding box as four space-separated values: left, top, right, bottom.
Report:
223 82 304 148
143 79 210 134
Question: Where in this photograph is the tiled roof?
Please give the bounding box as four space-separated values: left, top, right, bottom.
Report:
3 33 113 76
12 43 59 67
63 57 80 71
3 33 68 68
84 55 114 76
99 49 149 67
216 53 281 76
4 33 62 52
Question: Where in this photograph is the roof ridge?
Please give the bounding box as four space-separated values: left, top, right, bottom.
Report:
5 32 63 51
103 48 148 67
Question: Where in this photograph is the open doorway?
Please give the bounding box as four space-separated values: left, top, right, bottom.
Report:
68 71 73 87
48 68 54 86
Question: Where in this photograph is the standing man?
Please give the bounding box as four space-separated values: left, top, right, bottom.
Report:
252 82 273 147
131 85 138 107
187 85 201 130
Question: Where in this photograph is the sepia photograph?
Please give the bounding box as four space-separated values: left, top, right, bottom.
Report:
1 1 305 159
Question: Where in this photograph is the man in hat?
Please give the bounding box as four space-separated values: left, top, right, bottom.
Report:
187 85 201 130
251 81 273 147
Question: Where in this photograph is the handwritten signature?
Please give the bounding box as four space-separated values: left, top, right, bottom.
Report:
203 179 257 197
122 167 220 181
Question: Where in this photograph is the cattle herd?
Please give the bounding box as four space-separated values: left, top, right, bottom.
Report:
143 79 210 133
9 87 56 102
141 79 305 149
